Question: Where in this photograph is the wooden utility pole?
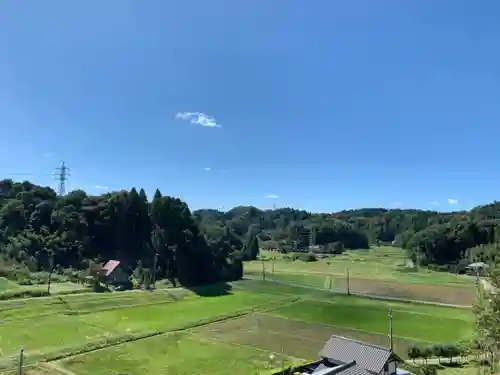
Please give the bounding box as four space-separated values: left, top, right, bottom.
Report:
18 348 24 375
261 259 266 281
388 309 393 352
152 252 159 289
47 254 55 295
346 268 351 295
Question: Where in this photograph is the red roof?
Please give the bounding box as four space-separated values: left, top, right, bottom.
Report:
102 260 121 276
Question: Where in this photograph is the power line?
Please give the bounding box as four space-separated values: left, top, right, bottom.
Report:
53 162 70 196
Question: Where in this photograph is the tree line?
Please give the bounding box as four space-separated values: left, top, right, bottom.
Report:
195 203 500 268
3 178 500 285
0 179 255 288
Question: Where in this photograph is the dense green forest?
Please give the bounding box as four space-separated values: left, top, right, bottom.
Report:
1 179 500 287
0 179 246 287
195 202 500 269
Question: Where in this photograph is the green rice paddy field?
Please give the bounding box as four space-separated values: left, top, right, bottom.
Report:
245 247 478 305
0 279 475 375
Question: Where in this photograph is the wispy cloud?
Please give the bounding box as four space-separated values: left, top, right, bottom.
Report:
95 185 109 190
447 198 458 205
391 202 401 207
175 112 221 128
429 200 440 206
265 194 279 199
204 167 211 172
42 152 51 158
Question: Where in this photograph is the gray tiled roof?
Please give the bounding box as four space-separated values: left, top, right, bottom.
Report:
335 364 371 375
319 335 392 374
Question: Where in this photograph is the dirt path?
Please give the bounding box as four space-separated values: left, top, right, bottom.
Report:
480 278 495 293
40 362 80 375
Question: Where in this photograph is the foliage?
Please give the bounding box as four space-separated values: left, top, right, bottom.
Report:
0 179 242 288
196 201 500 267
407 343 470 364
298 252 317 262
474 267 500 373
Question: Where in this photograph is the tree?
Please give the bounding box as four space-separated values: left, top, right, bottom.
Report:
474 267 500 374
421 346 433 364
87 261 105 292
407 345 421 363
244 232 260 261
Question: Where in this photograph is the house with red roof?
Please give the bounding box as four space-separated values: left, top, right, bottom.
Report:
102 260 129 287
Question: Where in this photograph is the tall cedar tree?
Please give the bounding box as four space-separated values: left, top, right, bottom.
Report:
0 180 242 287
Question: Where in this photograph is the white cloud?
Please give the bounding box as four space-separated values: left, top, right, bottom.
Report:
175 112 221 128
95 185 109 190
429 201 440 206
391 202 401 207
42 152 51 158
204 167 211 172
447 198 458 205
265 194 279 199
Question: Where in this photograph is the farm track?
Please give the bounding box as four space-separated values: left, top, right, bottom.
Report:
243 277 474 308
41 362 80 375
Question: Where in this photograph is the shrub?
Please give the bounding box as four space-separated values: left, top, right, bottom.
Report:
325 241 344 255
298 252 317 262
407 345 422 362
284 252 300 261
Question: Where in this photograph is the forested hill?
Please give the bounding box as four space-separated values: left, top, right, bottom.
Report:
0 179 245 287
2 178 500 282
195 203 500 267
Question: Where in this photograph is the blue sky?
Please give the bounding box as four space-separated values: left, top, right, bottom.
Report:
1 1 499 212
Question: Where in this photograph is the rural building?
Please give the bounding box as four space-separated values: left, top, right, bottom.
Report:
102 260 129 286
466 262 489 277
295 336 404 375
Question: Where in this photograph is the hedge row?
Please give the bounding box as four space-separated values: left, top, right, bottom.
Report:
407 342 471 362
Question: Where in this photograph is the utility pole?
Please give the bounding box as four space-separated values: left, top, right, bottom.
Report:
18 348 24 375
47 254 55 295
261 259 266 280
346 268 351 295
388 309 393 352
152 252 159 289
309 227 316 249
54 162 70 196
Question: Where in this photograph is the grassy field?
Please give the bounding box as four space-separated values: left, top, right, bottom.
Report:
61 333 293 375
0 277 87 297
245 247 478 305
0 278 17 292
0 279 478 375
251 247 474 284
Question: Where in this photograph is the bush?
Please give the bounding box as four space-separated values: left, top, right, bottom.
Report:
284 252 300 261
298 252 317 262
325 241 344 255
407 345 422 362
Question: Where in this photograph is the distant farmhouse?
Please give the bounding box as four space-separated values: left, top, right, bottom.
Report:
466 261 489 277
102 260 130 288
295 335 406 375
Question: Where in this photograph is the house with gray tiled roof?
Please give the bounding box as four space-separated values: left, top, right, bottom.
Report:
306 335 405 375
